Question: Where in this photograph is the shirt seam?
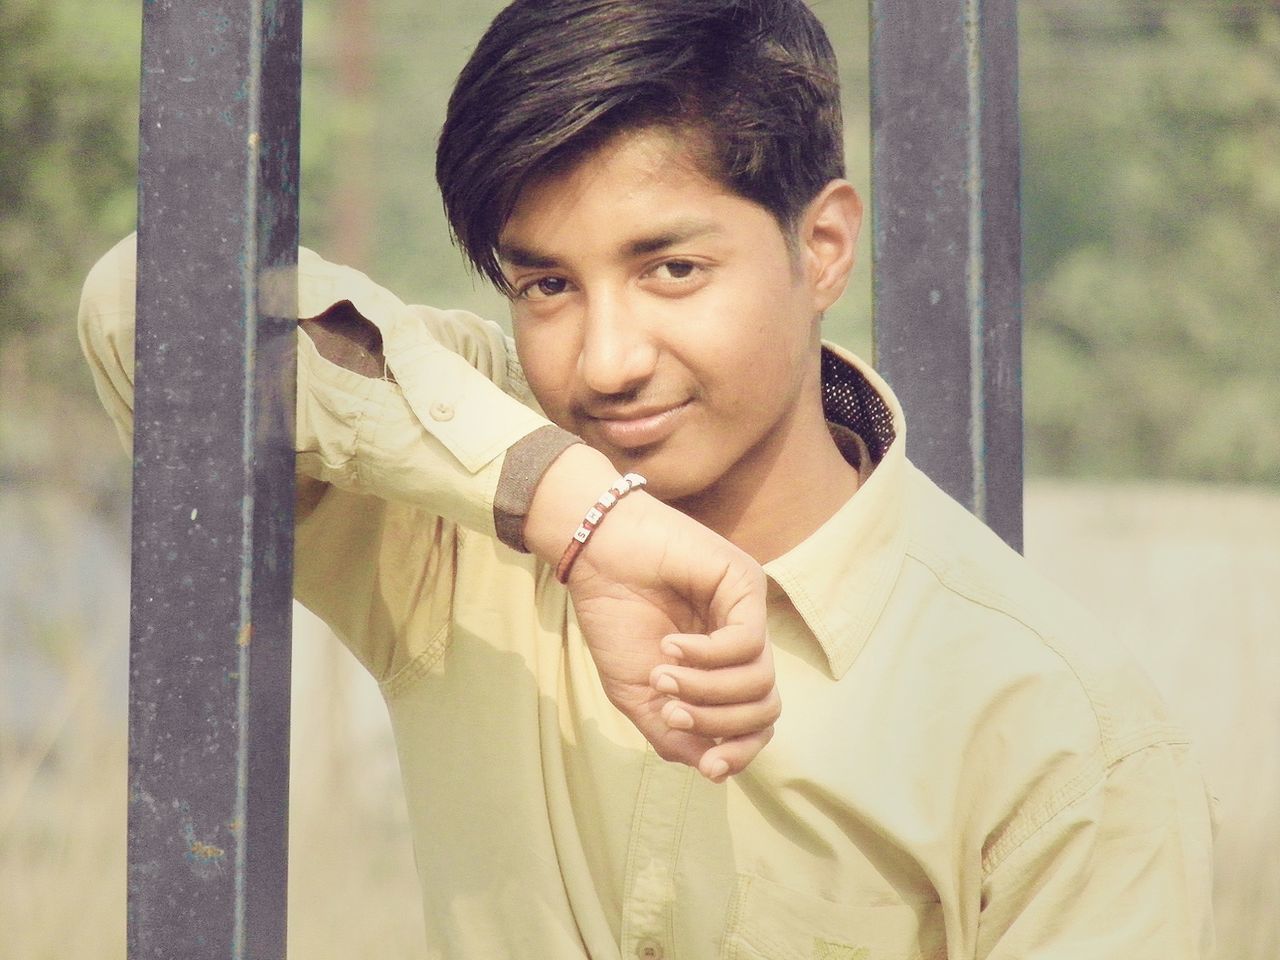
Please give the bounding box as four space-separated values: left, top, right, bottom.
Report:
718 874 752 960
343 372 400 491
903 544 1113 748
980 732 1192 879
665 768 696 952
378 621 452 699
901 545 1193 877
346 381 379 484
298 328 389 464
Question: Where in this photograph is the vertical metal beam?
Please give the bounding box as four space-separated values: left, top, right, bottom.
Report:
129 1 301 957
869 0 1024 550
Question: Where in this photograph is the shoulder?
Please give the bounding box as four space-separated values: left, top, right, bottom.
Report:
897 462 1177 746
877 465 1194 851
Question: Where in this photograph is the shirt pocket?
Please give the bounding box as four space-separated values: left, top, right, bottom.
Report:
721 873 946 960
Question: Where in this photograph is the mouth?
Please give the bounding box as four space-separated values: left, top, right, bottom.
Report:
584 401 690 450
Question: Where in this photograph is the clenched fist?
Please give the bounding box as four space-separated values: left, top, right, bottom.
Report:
525 443 779 782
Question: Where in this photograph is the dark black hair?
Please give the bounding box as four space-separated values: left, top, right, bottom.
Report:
436 0 845 292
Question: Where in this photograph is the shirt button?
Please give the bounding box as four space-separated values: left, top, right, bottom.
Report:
428 401 454 422
635 938 663 960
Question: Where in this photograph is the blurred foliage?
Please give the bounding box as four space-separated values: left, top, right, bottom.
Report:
0 0 137 382
1022 0 1280 481
2 0 1277 482
297 0 874 350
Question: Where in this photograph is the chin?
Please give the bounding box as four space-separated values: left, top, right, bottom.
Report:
635 465 720 508
587 439 723 503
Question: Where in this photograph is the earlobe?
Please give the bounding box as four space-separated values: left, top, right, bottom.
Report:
801 180 862 313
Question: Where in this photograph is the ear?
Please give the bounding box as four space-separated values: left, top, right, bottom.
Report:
798 179 862 314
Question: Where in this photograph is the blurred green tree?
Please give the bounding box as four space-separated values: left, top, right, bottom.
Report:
1022 1 1280 482
0 0 138 381
1 0 1276 483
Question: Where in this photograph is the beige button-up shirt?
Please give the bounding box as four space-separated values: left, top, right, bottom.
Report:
81 237 1214 959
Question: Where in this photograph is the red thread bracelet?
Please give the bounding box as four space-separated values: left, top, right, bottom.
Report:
555 473 647 584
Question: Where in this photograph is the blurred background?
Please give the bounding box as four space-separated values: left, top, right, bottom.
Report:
1 0 1276 957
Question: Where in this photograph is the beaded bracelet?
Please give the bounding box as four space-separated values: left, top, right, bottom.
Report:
555 473 647 584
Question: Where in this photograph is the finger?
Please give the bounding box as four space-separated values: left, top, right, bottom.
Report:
646 726 716 769
697 727 775 783
661 687 781 740
650 660 775 707
661 622 766 669
710 561 767 634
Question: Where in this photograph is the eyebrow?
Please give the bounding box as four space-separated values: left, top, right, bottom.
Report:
496 244 560 270
498 218 724 269
623 219 724 257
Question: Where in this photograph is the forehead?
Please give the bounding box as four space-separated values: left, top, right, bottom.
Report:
498 128 761 257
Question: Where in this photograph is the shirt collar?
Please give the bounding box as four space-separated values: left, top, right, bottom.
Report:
761 343 909 680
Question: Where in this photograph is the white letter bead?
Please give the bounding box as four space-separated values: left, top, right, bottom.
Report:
554 473 648 585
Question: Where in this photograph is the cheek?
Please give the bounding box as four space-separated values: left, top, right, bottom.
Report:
701 290 812 394
514 327 576 418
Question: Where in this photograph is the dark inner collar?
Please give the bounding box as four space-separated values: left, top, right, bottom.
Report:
820 346 897 464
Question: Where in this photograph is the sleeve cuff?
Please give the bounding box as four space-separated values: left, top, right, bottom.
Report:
493 424 583 552
298 300 580 552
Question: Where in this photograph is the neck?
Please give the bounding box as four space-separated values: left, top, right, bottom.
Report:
672 408 860 565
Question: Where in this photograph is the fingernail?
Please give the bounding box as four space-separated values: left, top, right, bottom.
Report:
705 759 730 782
661 640 683 660
666 706 694 730
653 672 679 695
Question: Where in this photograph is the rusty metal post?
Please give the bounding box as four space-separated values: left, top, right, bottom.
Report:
869 0 1024 550
128 0 301 957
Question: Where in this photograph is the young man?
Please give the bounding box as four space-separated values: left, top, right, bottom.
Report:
81 0 1214 956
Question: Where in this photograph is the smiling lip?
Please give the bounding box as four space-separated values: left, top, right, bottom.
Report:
586 402 689 450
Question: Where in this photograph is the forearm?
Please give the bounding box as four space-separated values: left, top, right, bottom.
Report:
78 234 567 542
79 235 780 778
523 442 631 565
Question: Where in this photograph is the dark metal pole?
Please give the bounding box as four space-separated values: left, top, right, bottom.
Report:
869 0 1024 550
129 1 301 957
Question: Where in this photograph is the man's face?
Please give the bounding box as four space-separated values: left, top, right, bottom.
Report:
499 128 833 507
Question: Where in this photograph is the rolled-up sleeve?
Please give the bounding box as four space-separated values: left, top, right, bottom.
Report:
290 246 556 539
77 235 566 679
78 234 555 539
78 235 140 451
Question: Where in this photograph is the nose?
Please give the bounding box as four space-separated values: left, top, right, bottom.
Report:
577 292 658 397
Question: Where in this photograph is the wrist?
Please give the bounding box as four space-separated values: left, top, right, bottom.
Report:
523 443 631 567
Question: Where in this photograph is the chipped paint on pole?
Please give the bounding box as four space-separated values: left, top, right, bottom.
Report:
870 0 1024 551
129 0 301 957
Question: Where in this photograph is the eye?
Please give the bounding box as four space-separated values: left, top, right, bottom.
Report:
516 276 570 300
643 258 711 296
653 260 697 281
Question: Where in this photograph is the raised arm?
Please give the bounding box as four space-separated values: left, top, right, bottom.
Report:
78 237 778 779
525 443 777 781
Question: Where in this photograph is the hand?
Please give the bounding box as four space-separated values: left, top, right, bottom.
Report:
526 445 779 782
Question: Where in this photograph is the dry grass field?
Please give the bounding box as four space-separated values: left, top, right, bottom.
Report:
1025 482 1280 960
1 481 1275 958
